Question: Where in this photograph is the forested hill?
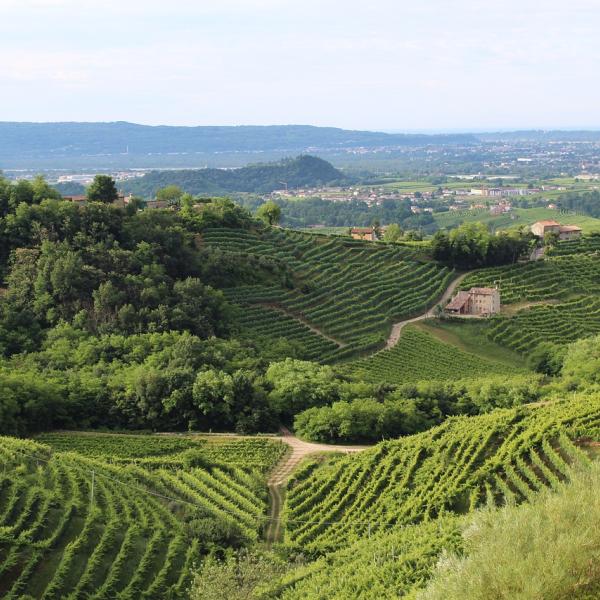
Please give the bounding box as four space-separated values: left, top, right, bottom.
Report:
121 155 345 197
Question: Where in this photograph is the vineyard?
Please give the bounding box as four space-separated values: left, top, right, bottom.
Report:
487 295 600 354
460 253 600 304
35 432 287 472
546 233 600 256
283 395 599 553
202 227 453 359
345 326 517 385
262 517 463 599
0 434 285 599
459 247 600 354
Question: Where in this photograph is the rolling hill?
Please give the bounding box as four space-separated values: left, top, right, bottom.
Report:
121 155 345 197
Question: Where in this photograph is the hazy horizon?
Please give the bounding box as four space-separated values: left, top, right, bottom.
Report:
2 0 600 131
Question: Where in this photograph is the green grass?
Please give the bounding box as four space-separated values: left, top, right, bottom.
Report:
345 325 520 386
414 318 525 369
419 464 600 600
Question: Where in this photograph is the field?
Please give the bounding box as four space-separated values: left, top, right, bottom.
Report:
433 207 600 232
283 395 599 553
345 326 519 385
203 227 453 359
0 433 286 598
263 517 463 599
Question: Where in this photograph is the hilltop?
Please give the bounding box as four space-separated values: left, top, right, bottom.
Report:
120 155 346 197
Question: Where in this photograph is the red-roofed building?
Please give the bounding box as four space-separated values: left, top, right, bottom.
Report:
531 220 560 237
531 220 582 241
350 227 379 241
445 287 501 316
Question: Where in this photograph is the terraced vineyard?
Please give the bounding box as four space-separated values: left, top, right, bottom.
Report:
460 249 600 353
202 227 453 359
487 295 600 354
283 395 599 553
264 517 463 599
547 233 600 256
460 253 600 304
346 326 517 385
0 434 284 598
36 432 287 472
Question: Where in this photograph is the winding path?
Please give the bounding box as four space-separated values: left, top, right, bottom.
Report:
384 271 470 349
265 428 369 546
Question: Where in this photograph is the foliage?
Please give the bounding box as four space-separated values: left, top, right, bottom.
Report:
256 200 282 226
238 196 435 231
206 227 452 358
86 174 119 203
347 327 518 386
293 375 543 443
155 184 184 204
561 334 600 385
418 464 600 600
0 434 271 598
265 359 341 420
431 222 533 268
284 394 599 553
121 155 345 197
190 550 290 600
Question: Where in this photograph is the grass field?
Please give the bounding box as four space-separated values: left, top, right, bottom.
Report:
414 318 525 369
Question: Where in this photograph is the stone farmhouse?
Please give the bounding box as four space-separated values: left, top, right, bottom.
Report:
445 287 501 317
531 220 582 241
350 227 380 241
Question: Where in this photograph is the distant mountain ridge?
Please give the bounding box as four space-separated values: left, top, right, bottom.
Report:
120 155 345 197
0 122 477 170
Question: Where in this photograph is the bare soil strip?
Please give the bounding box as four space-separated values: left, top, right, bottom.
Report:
264 428 369 546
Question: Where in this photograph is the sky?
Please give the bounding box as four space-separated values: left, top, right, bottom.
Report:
1 0 599 131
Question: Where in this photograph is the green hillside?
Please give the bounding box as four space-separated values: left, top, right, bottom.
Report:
346 326 519 385
283 395 598 553
433 207 600 232
205 227 453 359
461 245 600 353
0 434 284 599
122 155 345 197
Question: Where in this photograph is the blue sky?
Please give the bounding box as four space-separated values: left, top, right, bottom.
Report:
1 0 599 131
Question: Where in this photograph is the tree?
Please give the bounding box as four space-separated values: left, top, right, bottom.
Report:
156 185 183 205
256 201 281 226
87 175 119 204
383 223 403 243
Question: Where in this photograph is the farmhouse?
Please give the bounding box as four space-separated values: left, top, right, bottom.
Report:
350 227 379 241
445 287 501 316
531 220 582 241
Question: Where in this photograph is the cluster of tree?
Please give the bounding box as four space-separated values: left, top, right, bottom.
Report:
293 376 542 443
556 190 600 219
121 156 346 197
431 222 534 269
238 196 435 231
